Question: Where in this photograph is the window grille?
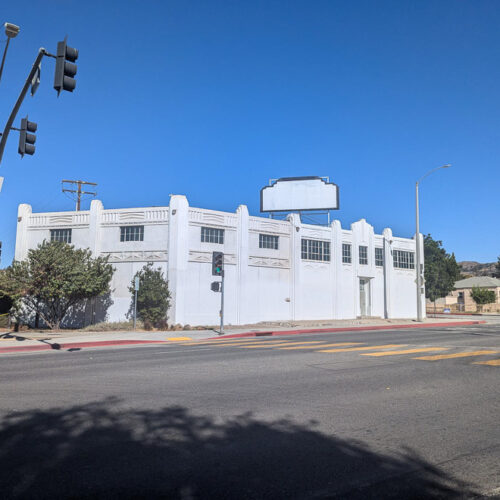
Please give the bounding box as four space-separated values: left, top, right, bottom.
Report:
393 250 415 269
201 227 224 244
375 247 384 267
50 228 72 243
259 234 279 249
120 226 144 242
359 246 368 265
301 239 330 262
342 243 352 263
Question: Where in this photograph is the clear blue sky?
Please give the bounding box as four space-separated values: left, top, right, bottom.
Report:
1 0 499 266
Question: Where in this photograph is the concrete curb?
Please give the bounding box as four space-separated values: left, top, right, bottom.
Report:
208 320 487 340
0 339 167 354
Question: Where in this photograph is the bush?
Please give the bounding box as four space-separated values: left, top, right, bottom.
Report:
129 264 171 329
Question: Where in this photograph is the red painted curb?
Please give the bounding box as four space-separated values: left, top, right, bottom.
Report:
0 339 167 354
208 320 486 340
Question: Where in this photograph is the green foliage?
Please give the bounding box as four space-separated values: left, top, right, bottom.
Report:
470 287 496 310
495 256 500 278
424 234 461 302
0 241 114 329
129 264 171 329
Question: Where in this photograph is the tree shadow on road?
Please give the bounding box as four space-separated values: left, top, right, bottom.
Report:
0 399 476 499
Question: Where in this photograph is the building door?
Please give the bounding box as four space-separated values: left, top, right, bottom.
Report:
359 278 370 316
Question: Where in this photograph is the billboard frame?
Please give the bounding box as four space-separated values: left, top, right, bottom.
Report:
260 176 340 213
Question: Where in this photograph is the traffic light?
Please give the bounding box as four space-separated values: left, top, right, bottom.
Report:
54 37 78 95
212 251 224 276
211 281 221 292
18 117 37 157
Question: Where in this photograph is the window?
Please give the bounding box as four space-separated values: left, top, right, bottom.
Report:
201 227 224 244
375 247 384 267
50 228 72 243
393 250 415 269
359 246 368 265
259 234 279 250
342 243 352 264
301 239 330 262
120 226 144 242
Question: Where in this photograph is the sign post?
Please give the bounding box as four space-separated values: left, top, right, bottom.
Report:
133 276 139 330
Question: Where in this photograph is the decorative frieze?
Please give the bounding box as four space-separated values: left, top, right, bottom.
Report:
189 250 237 265
102 250 168 263
248 256 290 269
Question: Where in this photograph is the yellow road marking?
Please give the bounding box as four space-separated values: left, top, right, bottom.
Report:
318 344 405 353
414 350 498 361
363 347 448 357
473 359 500 366
167 337 192 341
238 341 325 349
176 339 263 346
279 342 363 350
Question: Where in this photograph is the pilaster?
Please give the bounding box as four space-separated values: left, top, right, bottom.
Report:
14 204 32 261
236 205 249 324
288 213 302 321
167 195 189 325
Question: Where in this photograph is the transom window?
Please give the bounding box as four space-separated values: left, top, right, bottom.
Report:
201 227 224 244
393 250 415 269
301 239 330 262
342 243 352 264
50 228 72 243
359 246 368 265
375 247 384 267
259 234 279 250
120 226 144 242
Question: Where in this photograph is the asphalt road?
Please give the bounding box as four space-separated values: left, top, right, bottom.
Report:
1 324 499 499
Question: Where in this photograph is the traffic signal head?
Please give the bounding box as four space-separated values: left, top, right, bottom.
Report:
54 37 78 95
212 251 224 276
18 117 37 157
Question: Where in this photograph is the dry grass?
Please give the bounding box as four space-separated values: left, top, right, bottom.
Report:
81 321 145 332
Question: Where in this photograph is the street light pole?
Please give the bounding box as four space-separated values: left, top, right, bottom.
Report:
415 164 451 322
0 23 20 85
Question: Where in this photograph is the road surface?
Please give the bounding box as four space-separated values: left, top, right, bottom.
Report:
1 323 499 498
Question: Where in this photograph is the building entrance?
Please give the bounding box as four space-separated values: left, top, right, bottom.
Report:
359 278 371 317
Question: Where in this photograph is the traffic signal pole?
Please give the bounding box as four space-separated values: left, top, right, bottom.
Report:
220 270 225 335
0 48 49 165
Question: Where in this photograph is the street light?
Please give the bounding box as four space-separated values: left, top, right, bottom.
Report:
415 164 451 322
0 22 20 84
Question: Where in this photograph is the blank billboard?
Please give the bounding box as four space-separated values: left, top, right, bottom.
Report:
260 177 339 213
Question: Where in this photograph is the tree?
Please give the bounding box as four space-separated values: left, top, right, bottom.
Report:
424 235 461 303
494 256 500 279
129 264 171 329
470 287 496 312
0 241 114 329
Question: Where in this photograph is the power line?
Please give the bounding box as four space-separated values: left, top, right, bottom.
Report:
61 179 97 211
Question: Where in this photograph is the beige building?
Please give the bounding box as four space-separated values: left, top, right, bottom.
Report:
445 276 500 313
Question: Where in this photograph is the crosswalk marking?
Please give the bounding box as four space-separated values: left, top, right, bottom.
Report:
278 342 363 350
318 344 404 353
363 347 448 357
238 341 326 349
473 359 500 366
175 339 264 346
414 350 498 361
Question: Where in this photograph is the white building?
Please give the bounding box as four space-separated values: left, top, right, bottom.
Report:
14 196 424 326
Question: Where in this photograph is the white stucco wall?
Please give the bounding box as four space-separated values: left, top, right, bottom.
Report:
14 196 424 327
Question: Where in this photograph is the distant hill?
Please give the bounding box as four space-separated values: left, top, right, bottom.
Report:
458 261 497 277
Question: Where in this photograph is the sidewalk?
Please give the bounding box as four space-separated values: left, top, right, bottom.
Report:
0 317 488 354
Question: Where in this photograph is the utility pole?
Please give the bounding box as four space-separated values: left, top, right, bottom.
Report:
62 179 97 211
